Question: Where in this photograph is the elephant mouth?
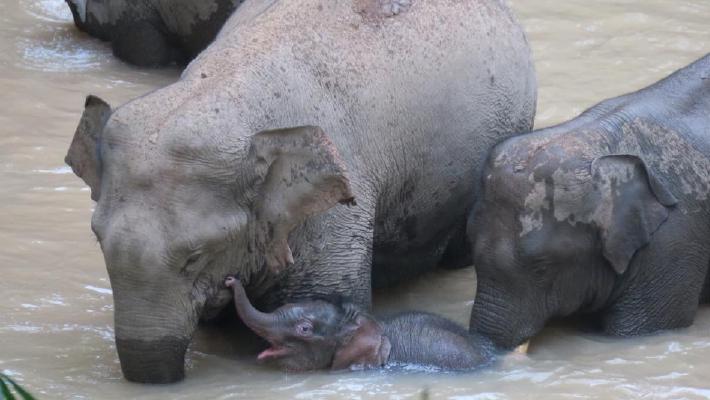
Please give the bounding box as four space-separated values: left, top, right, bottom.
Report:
257 340 292 361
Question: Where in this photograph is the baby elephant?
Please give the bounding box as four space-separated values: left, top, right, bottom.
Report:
224 276 493 371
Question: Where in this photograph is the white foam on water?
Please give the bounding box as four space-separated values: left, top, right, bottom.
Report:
84 285 112 295
34 166 72 174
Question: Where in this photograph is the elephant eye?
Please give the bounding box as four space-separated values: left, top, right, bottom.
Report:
180 252 203 276
186 253 201 265
296 321 313 336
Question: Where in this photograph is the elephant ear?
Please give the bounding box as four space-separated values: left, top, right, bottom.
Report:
590 155 678 274
331 305 390 370
249 125 355 271
65 95 111 201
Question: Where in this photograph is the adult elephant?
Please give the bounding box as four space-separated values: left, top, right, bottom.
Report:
468 54 710 356
65 0 243 66
65 0 536 383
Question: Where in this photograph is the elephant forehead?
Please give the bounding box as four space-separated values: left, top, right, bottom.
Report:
283 301 342 322
101 118 244 187
491 125 601 172
105 77 236 146
549 167 596 225
104 152 234 197
490 133 553 170
519 164 594 222
518 178 547 237
99 133 164 183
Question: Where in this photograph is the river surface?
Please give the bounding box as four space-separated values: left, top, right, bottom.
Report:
1 0 709 399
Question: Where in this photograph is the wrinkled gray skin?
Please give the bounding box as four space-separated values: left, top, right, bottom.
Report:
65 0 536 383
65 0 243 66
468 54 710 354
225 276 494 371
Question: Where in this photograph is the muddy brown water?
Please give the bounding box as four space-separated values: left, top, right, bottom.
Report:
1 0 709 399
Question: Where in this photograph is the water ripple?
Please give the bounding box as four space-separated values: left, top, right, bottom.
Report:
20 0 73 23
17 30 113 72
34 166 72 174
84 285 112 295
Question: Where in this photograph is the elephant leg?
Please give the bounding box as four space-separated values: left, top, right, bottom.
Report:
111 19 183 67
601 239 710 336
371 239 448 288
700 260 710 304
439 216 473 270
371 218 467 288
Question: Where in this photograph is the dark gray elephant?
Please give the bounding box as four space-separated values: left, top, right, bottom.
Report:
65 0 243 66
65 0 536 383
224 275 494 371
468 53 710 356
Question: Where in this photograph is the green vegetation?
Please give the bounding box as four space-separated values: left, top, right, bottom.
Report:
0 373 37 400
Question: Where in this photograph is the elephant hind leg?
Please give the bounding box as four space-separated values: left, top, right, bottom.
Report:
111 19 184 67
438 217 473 270
371 239 447 288
371 214 472 288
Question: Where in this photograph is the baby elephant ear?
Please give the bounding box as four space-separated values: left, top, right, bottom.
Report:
332 308 390 370
249 125 356 271
65 95 111 201
590 155 678 275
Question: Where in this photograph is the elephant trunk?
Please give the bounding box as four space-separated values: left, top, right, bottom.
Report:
229 279 280 339
100 209 206 384
110 281 199 384
116 336 189 383
112 297 196 384
469 281 543 350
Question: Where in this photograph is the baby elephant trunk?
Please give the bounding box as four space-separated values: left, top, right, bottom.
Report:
227 277 281 339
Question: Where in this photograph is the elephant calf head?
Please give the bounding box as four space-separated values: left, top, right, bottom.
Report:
224 275 390 371
65 95 355 383
469 137 678 349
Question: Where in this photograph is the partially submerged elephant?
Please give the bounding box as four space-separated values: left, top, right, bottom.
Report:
65 0 243 66
225 275 494 371
468 54 710 357
65 0 536 383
